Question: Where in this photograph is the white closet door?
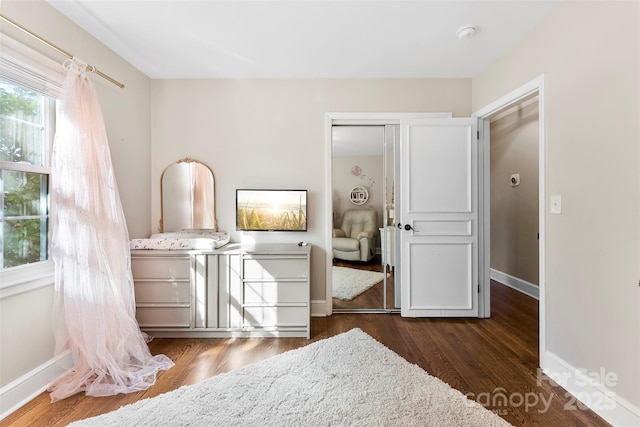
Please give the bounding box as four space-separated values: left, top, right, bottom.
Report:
400 118 478 317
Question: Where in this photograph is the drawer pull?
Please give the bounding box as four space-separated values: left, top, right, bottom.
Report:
138 323 191 328
136 303 190 308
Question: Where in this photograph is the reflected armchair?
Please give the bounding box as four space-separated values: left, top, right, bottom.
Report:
332 209 377 262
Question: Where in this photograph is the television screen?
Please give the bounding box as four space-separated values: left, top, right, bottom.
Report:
236 189 307 231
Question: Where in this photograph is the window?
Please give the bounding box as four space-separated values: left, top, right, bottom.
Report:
0 79 54 270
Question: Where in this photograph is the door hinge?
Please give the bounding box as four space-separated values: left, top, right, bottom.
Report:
478 284 480 293
477 131 480 140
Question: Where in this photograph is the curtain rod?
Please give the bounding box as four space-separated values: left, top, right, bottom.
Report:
0 14 125 89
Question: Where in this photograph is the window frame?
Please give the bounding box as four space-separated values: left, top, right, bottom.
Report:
0 37 62 298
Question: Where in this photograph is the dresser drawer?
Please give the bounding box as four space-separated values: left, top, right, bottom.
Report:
136 306 191 328
131 256 190 280
243 306 308 327
244 281 308 304
134 280 191 304
243 257 307 280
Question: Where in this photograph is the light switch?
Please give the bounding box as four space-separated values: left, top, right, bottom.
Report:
550 195 562 214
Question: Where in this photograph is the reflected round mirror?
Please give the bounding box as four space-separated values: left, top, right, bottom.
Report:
160 158 216 232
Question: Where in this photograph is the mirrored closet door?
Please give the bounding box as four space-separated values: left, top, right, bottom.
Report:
331 124 399 312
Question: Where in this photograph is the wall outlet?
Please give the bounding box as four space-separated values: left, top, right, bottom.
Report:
550 195 562 214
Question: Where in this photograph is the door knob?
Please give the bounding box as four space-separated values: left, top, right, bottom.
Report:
398 223 416 232
397 223 415 231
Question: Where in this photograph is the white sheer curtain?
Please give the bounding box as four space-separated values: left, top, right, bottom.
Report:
49 58 173 402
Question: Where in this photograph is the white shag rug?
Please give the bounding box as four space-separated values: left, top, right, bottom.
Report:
332 266 387 300
69 328 512 427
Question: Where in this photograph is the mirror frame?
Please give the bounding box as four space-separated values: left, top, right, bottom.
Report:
159 157 217 233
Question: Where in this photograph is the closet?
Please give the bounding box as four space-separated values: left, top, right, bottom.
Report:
327 113 484 318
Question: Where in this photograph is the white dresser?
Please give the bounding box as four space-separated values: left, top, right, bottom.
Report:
132 253 193 328
241 245 311 337
131 243 311 338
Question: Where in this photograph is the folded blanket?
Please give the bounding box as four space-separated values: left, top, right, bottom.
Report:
130 230 230 250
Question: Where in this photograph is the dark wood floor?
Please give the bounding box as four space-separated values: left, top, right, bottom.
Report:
3 282 609 427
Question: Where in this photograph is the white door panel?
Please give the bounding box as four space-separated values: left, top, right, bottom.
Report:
407 243 473 310
401 118 478 317
412 220 471 236
407 125 472 213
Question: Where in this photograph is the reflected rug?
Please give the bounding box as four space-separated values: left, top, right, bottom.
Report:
332 266 387 300
69 329 511 427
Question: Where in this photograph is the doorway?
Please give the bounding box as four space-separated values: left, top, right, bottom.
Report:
489 96 540 298
473 75 546 361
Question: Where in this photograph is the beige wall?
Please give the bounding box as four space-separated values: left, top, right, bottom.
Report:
474 1 640 409
1 0 151 389
150 78 472 302
0 286 55 387
490 101 539 285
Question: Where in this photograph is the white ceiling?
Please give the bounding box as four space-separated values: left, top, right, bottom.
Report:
47 0 562 79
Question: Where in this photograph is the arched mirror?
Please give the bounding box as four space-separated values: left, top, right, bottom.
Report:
160 158 217 232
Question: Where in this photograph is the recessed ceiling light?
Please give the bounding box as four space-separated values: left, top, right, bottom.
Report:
457 26 477 40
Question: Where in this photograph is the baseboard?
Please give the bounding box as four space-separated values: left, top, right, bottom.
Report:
490 268 539 299
311 299 330 317
0 351 73 420
541 351 640 426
